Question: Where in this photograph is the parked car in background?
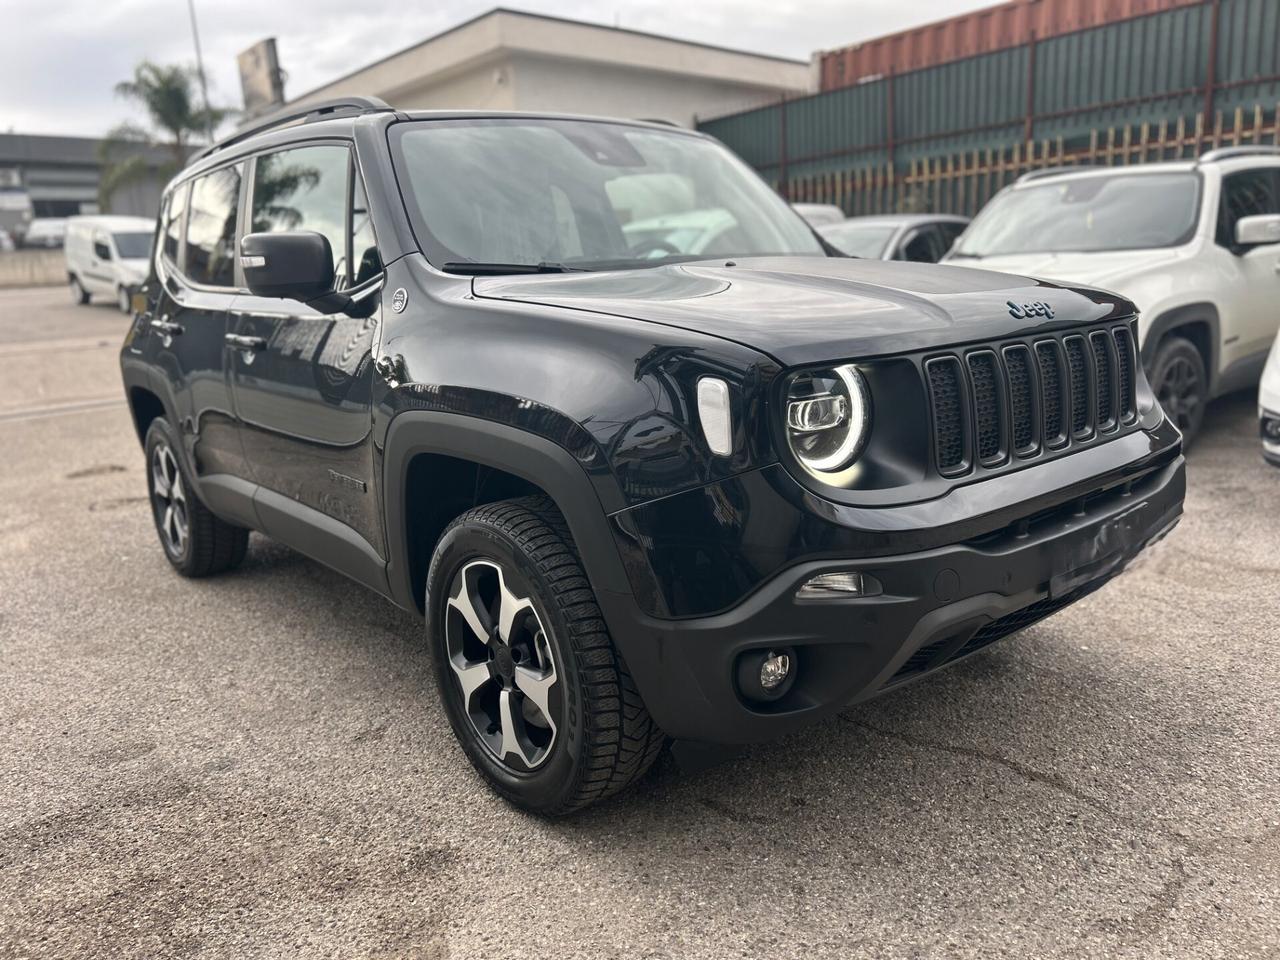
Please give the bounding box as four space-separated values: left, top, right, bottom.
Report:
821 213 968 261
20 218 67 249
944 148 1280 444
120 100 1184 814
1261 331 1280 467
791 202 845 227
65 215 155 312
0 228 14 252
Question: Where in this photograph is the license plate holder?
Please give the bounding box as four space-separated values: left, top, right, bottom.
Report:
1048 500 1147 599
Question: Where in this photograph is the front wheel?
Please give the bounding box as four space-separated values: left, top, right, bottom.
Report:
1150 335 1207 447
426 496 664 815
117 286 132 314
69 275 89 305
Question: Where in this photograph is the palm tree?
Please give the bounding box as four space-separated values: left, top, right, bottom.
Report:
97 61 233 210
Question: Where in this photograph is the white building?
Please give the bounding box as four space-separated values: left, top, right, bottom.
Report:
286 8 811 128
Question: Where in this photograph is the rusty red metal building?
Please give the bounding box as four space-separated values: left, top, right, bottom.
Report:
819 0 1206 89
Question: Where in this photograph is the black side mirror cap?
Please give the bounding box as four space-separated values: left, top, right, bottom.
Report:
240 231 349 313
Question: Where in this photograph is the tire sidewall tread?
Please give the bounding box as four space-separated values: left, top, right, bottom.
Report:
426 495 662 816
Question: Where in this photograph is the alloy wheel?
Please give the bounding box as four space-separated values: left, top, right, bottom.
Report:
1157 356 1202 432
150 442 189 557
444 559 559 771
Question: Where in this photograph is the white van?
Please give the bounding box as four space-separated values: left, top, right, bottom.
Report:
65 215 156 312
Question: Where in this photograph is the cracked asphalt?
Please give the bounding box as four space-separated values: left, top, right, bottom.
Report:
2 285 1278 959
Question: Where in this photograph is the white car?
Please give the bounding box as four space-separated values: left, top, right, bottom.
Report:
65 215 155 312
791 202 845 228
820 213 969 262
1261 332 1280 467
21 217 67 249
944 147 1280 443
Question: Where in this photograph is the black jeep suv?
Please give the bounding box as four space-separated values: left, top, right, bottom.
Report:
120 98 1185 814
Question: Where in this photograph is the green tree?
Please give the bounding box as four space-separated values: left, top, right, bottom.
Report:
97 61 233 211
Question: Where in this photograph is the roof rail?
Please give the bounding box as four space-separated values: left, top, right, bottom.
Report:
188 96 392 166
1199 145 1280 163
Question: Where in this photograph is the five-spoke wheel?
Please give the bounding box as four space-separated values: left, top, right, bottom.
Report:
142 418 249 577
150 441 189 559
427 496 664 815
445 559 559 771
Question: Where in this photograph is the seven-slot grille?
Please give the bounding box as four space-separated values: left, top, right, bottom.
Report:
925 324 1138 477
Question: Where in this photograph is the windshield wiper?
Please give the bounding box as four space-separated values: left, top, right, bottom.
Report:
944 252 982 260
441 261 588 275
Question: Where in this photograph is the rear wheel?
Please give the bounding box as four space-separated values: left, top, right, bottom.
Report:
426 495 664 815
69 275 89 305
144 418 249 577
1150 335 1207 446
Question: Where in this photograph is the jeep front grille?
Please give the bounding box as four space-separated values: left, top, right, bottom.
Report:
924 324 1138 479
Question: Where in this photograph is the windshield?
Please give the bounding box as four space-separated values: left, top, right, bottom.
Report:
113 231 153 259
391 118 823 271
820 222 896 258
955 171 1201 257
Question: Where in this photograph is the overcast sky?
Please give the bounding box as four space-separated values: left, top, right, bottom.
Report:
1 0 995 138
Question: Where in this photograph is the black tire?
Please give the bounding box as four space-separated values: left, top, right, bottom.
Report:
69 275 89 305
1149 335 1208 446
426 495 664 815
144 418 249 577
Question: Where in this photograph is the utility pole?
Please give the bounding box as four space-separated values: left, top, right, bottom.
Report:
187 0 215 143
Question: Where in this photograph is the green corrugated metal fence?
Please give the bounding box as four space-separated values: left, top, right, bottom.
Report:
698 0 1280 214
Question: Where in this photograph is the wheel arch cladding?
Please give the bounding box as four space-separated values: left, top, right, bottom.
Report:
1142 303 1220 392
127 386 167 447
382 410 635 616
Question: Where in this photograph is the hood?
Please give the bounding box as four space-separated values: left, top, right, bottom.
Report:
473 256 1135 366
943 248 1186 291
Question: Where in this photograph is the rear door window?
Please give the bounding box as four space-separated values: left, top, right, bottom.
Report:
186 164 243 287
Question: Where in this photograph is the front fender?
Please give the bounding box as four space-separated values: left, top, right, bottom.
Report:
381 409 632 610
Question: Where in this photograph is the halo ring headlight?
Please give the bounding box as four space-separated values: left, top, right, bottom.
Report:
785 364 870 474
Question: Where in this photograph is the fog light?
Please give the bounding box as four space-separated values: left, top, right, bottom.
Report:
736 646 797 703
760 651 791 690
1263 416 1280 442
796 570 877 601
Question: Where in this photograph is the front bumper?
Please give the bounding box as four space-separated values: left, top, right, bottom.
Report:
603 433 1184 744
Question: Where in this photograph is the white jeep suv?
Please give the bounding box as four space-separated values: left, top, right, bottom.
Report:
945 147 1280 443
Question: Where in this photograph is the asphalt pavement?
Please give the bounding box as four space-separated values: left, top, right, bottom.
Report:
1 285 1277 959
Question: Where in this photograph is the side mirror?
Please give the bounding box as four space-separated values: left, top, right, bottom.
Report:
240 231 349 312
1235 214 1280 247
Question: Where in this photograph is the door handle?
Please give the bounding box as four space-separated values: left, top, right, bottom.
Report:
150 319 184 336
224 333 268 351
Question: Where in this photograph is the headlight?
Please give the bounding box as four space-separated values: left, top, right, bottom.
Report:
785 364 870 474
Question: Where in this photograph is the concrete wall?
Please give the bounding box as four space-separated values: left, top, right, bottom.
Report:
507 52 792 127
287 9 809 127
0 250 64 288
